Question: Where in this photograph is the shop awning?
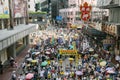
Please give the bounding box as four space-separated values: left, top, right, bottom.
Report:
82 26 106 37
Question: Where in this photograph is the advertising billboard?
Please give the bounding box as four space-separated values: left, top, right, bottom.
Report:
0 0 9 14
13 0 26 18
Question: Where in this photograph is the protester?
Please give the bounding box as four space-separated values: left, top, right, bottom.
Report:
0 61 3 74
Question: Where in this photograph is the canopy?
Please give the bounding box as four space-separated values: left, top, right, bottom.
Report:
26 73 34 79
41 61 48 66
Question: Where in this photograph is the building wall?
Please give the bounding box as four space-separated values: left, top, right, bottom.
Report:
109 8 120 23
28 0 35 12
0 49 7 64
59 7 80 23
41 0 48 12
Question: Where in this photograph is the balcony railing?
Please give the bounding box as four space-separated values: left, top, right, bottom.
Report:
0 18 26 30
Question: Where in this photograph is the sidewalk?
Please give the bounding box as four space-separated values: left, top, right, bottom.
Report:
0 45 30 80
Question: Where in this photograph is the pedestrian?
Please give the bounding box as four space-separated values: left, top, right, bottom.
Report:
18 73 25 80
0 61 3 74
11 71 17 80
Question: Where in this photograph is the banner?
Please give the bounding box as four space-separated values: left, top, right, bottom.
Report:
0 0 9 14
13 0 26 18
59 50 77 55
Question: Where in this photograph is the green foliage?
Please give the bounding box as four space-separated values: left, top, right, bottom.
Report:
0 14 9 19
29 11 47 14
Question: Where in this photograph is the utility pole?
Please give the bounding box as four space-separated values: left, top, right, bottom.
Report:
8 0 14 29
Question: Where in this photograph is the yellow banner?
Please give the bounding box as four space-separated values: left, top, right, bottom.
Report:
59 50 77 55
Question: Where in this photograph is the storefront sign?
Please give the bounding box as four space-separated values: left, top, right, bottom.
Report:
59 50 77 55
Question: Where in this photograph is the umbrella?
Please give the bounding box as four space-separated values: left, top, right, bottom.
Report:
31 60 37 63
107 70 115 74
93 54 98 57
69 45 74 49
35 52 40 55
41 61 48 66
32 52 40 55
32 52 36 55
75 34 79 36
46 51 50 54
100 61 107 66
89 48 94 52
26 73 34 79
75 71 83 75
26 58 33 61
27 64 31 67
106 67 113 71
68 58 74 61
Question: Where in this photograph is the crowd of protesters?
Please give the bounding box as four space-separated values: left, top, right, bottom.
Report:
9 28 120 80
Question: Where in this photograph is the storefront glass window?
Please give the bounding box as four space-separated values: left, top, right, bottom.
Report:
16 38 24 50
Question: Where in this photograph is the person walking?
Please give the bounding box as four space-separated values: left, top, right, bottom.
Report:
11 71 17 80
0 61 3 74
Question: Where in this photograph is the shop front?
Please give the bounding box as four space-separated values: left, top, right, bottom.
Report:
102 23 120 55
102 37 115 54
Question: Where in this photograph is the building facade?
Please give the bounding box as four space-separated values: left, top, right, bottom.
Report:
28 0 36 12
0 0 37 65
59 0 98 24
87 0 120 63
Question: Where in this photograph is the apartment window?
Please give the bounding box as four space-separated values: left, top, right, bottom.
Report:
71 12 73 15
28 5 30 8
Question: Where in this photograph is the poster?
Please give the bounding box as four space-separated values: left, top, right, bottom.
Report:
13 0 26 18
0 0 9 14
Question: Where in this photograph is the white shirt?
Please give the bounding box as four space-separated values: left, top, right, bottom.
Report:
40 70 44 77
115 55 120 61
56 77 61 80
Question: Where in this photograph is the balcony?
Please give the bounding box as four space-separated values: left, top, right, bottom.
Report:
97 0 120 9
102 22 120 36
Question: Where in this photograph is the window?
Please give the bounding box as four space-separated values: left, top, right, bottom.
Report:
71 12 73 15
28 5 30 8
16 39 24 50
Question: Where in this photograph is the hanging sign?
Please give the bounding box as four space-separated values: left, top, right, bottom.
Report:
80 2 92 21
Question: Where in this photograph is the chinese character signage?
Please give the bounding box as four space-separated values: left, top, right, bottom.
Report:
80 2 92 21
13 0 26 18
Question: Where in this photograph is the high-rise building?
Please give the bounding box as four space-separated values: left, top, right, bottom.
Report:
40 0 52 20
